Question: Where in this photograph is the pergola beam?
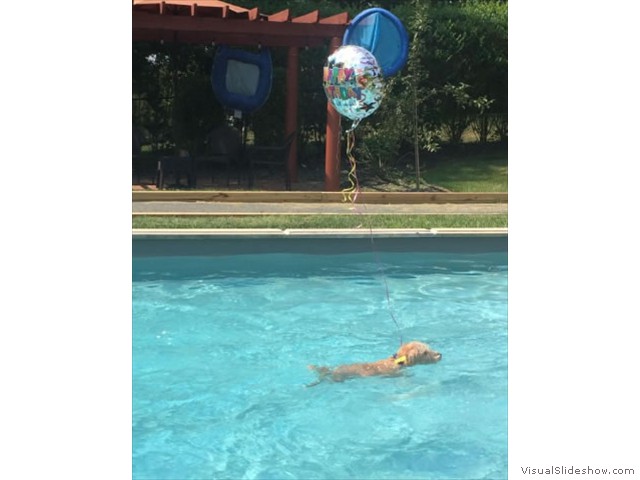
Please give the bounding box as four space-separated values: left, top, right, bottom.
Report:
292 10 319 24
319 12 349 25
268 9 290 22
133 12 346 46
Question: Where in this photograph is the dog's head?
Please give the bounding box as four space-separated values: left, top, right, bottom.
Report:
395 341 442 366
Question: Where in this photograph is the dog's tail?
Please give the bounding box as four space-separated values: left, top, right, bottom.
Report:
306 365 332 387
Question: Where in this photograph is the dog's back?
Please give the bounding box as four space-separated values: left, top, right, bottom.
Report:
307 341 441 386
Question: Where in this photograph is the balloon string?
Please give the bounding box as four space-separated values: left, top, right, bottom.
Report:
341 129 360 203
341 126 403 347
368 228 404 348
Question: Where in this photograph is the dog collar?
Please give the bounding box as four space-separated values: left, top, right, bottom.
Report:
393 354 407 366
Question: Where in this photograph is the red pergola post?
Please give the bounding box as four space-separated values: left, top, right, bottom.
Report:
285 45 299 184
324 36 342 191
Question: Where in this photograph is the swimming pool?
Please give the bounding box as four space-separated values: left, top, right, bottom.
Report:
133 232 508 480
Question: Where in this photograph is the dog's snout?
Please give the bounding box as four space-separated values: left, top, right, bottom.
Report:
435 352 442 361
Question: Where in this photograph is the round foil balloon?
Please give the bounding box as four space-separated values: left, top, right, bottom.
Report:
323 45 385 126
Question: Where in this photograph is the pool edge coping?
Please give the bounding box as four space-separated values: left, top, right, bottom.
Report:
132 228 508 239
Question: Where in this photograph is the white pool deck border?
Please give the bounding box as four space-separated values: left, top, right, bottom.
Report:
132 227 508 239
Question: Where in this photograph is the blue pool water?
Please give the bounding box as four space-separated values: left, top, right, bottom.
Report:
133 238 507 480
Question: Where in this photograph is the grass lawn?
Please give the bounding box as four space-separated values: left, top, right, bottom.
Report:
132 214 507 229
361 145 507 193
424 151 508 192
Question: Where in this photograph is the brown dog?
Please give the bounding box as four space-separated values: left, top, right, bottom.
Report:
307 341 441 386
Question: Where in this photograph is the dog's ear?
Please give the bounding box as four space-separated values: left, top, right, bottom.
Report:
397 342 428 365
396 342 417 365
405 345 421 365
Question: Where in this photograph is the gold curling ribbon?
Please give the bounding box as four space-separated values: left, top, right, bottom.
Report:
341 129 359 203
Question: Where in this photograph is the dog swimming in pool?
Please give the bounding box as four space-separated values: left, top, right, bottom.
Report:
307 341 442 386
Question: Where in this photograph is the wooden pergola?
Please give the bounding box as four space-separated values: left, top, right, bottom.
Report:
132 0 348 190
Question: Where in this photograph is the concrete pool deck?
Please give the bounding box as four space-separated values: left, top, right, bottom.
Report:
132 191 508 217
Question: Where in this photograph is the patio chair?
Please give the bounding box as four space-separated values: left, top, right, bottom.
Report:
245 130 297 190
133 125 161 185
155 149 195 189
194 125 244 187
132 126 142 183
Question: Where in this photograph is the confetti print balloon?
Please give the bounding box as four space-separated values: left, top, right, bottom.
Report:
322 45 385 128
